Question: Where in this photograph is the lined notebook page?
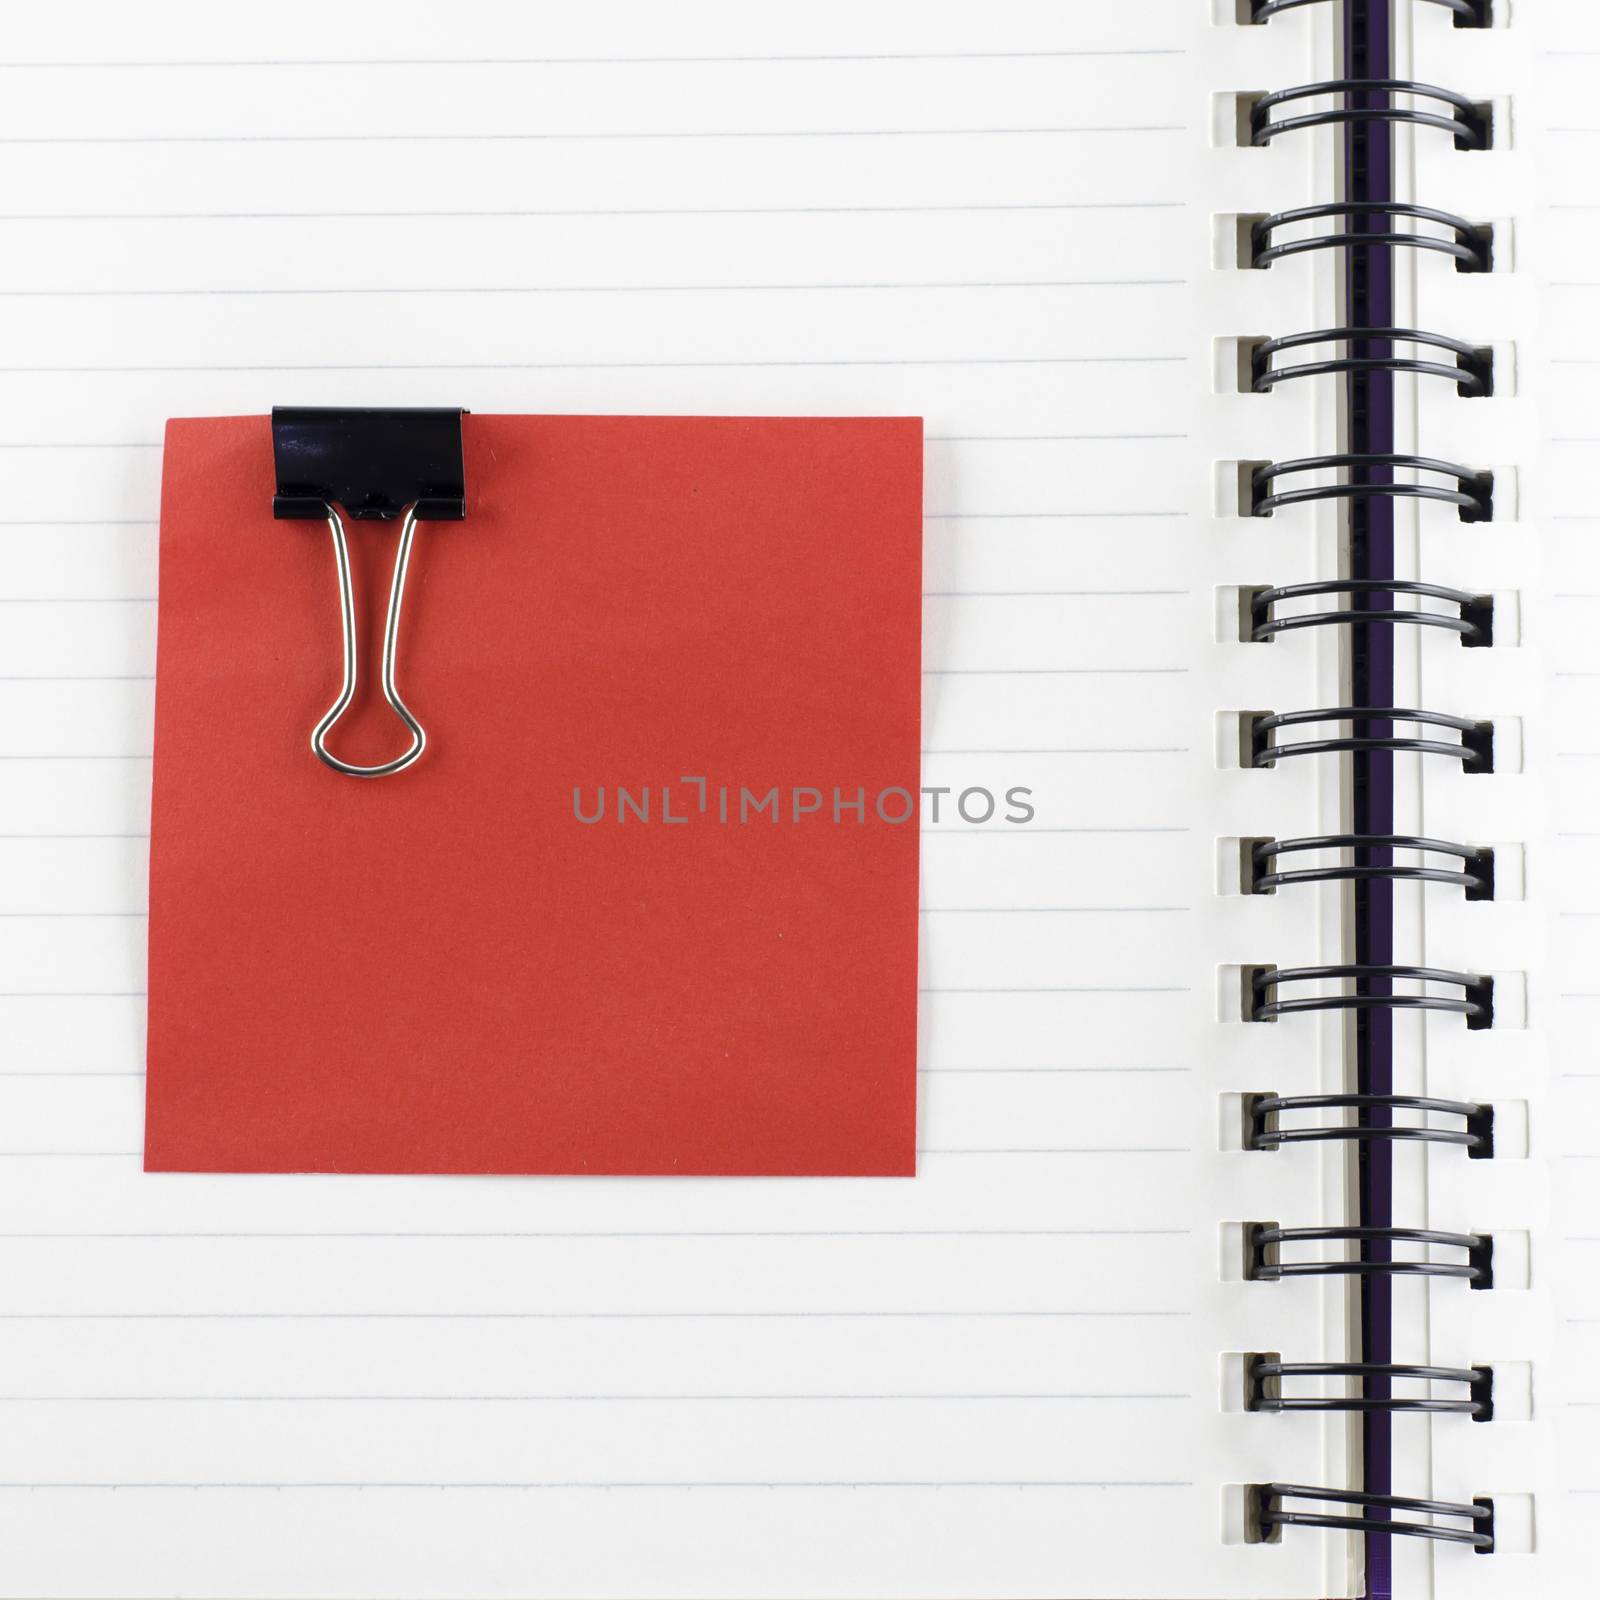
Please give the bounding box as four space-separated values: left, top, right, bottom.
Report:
0 4 1351 1596
1410 1 1600 1594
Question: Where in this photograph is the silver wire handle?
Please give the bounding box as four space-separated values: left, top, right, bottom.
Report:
311 501 427 778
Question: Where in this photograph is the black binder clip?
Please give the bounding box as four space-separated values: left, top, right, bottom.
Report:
272 406 466 778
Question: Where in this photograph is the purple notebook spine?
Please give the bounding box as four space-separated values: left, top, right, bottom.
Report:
1346 1 1399 1590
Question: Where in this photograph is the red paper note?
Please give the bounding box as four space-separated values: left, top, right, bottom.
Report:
145 414 922 1175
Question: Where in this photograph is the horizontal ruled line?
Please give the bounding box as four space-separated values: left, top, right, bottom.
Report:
4 754 1185 764
0 432 1182 446
7 908 1192 920
0 438 1179 455
0 280 1185 298
0 1227 1193 1239
0 51 1188 68
919 987 1187 995
921 668 1186 677
924 589 1188 596
0 516 1191 536
921 748 1187 755
0 1392 1190 1404
921 1063 1185 1071
0 576 1191 595
0 1067 1193 1078
0 126 1188 147
921 1147 1189 1154
0 202 1185 223
0 830 1186 840
0 1310 1191 1321
0 1147 1193 1158
927 433 1188 443
924 510 1183 519
0 833 151 840
0 1479 1193 1491
921 906 1186 914
0 356 1182 373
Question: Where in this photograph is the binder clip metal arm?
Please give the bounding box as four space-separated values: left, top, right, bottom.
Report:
271 406 466 778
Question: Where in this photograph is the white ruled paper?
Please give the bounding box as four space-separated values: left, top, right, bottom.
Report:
0 3 1355 1596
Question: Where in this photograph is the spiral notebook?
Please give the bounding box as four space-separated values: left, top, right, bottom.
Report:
0 0 1592 1596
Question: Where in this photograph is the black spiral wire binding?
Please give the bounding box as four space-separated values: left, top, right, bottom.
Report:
1251 328 1493 395
1238 5 1499 1556
1248 963 1494 1026
1252 81 1490 149
1248 1224 1494 1285
1248 580 1493 645
1251 707 1494 769
1250 201 1493 270
1249 0 1490 24
1247 833 1495 896
1250 1486 1495 1551
1251 454 1493 519
1245 1093 1494 1153
1247 1359 1494 1417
